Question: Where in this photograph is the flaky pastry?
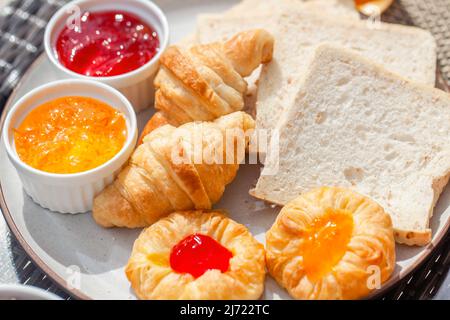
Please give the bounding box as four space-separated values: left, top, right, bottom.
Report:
126 210 266 300
266 187 395 300
139 29 274 141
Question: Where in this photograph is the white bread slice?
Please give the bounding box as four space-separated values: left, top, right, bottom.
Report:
256 12 437 134
222 0 359 20
197 0 359 44
251 44 450 246
197 12 437 135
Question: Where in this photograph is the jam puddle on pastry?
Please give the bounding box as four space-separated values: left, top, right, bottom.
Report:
56 10 159 77
170 234 233 278
302 208 354 282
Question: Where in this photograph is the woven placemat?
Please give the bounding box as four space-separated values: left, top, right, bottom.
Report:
0 0 449 300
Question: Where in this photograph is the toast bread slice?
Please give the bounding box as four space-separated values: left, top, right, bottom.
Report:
251 45 449 246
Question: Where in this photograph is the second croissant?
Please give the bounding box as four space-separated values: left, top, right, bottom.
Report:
93 111 255 228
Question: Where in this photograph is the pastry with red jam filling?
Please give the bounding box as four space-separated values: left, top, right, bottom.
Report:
125 210 266 300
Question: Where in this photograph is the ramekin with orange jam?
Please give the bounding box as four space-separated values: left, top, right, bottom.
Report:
14 96 127 174
4 79 137 214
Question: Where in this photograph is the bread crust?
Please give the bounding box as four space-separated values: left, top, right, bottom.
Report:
392 171 449 246
138 112 171 144
126 210 266 300
159 45 231 118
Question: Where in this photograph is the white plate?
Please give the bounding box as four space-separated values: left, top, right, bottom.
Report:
1 0 449 300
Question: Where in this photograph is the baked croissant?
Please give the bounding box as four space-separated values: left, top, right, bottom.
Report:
138 29 274 142
93 111 255 228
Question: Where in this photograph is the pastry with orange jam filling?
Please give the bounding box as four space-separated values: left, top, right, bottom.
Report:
266 187 395 300
125 211 266 300
14 96 127 174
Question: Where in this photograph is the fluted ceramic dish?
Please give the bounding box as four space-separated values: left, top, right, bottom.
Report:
0 0 449 299
44 0 170 112
3 80 137 214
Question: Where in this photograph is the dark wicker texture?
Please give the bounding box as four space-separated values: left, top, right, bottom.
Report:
0 0 449 300
0 0 67 107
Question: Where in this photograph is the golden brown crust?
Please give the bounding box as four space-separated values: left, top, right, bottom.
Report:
92 112 255 228
394 229 431 246
138 112 171 145
153 88 194 125
92 183 145 228
266 187 396 300
143 29 274 135
161 138 212 209
125 210 266 300
159 46 230 118
190 44 247 94
223 29 274 77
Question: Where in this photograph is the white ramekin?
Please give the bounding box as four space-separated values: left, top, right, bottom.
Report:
3 79 138 214
44 0 169 112
0 285 61 300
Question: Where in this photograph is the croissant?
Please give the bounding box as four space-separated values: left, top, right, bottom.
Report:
138 29 274 142
93 112 255 228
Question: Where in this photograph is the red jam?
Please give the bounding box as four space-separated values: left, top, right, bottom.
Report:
170 234 233 278
55 10 159 77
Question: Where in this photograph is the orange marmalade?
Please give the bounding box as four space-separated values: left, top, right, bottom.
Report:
14 96 127 174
